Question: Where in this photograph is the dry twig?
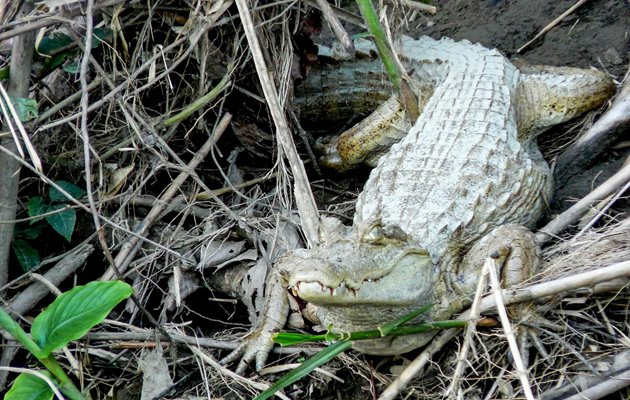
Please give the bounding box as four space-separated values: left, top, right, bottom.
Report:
517 0 591 53
235 0 320 246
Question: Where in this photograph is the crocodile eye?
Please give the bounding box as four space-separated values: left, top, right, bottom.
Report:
383 225 409 242
363 224 384 244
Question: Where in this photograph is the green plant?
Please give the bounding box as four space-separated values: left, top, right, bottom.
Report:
0 28 112 82
253 305 467 400
12 180 86 271
2 280 133 400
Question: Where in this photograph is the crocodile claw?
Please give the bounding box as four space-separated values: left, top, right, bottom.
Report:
221 329 276 374
220 267 291 373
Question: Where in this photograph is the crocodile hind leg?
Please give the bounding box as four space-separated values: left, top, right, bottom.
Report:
316 94 407 170
314 63 614 171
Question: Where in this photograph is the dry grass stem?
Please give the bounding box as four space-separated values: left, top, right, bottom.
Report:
0 83 42 171
190 346 292 400
517 0 591 53
486 256 535 400
446 255 491 398
574 172 630 238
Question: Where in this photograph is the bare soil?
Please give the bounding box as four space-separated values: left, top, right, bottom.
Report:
423 0 628 78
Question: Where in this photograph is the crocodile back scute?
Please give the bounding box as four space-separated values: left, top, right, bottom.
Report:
354 37 552 262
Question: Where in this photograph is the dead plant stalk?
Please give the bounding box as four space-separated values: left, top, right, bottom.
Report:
235 0 320 247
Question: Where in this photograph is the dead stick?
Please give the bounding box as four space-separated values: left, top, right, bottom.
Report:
235 0 320 246
102 113 232 280
315 0 354 56
517 0 590 53
397 0 437 14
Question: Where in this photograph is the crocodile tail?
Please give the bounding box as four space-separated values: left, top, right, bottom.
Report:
515 64 616 140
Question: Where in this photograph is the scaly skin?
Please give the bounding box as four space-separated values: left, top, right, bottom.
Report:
297 39 614 171
222 36 615 371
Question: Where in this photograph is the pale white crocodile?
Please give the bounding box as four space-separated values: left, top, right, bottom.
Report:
221 36 615 372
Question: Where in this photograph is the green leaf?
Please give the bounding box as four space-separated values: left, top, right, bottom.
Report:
0 66 8 80
63 62 79 74
14 222 45 239
92 27 113 46
45 206 76 242
12 239 41 271
31 281 133 357
36 33 73 56
5 371 55 400
14 97 39 121
49 181 86 203
254 341 352 400
27 197 49 223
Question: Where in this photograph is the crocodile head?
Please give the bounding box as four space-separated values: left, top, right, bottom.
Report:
287 217 435 308
282 217 439 354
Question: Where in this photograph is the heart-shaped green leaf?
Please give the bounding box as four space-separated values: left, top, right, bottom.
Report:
27 196 49 223
45 206 76 242
31 281 133 357
49 181 86 203
12 239 41 271
5 371 54 400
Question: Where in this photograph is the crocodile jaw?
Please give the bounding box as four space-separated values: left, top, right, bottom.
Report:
287 244 434 306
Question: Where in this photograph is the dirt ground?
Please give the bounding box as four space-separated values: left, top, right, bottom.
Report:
423 0 628 78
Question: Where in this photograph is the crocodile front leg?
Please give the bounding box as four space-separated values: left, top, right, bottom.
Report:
220 265 290 373
441 225 542 362
446 225 539 302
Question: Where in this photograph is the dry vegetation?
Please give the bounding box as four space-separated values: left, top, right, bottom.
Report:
0 0 629 399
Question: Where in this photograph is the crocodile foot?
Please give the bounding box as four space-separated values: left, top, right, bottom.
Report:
221 327 278 374
219 263 291 373
460 225 552 366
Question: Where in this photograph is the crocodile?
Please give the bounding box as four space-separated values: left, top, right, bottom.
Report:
222 36 615 372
